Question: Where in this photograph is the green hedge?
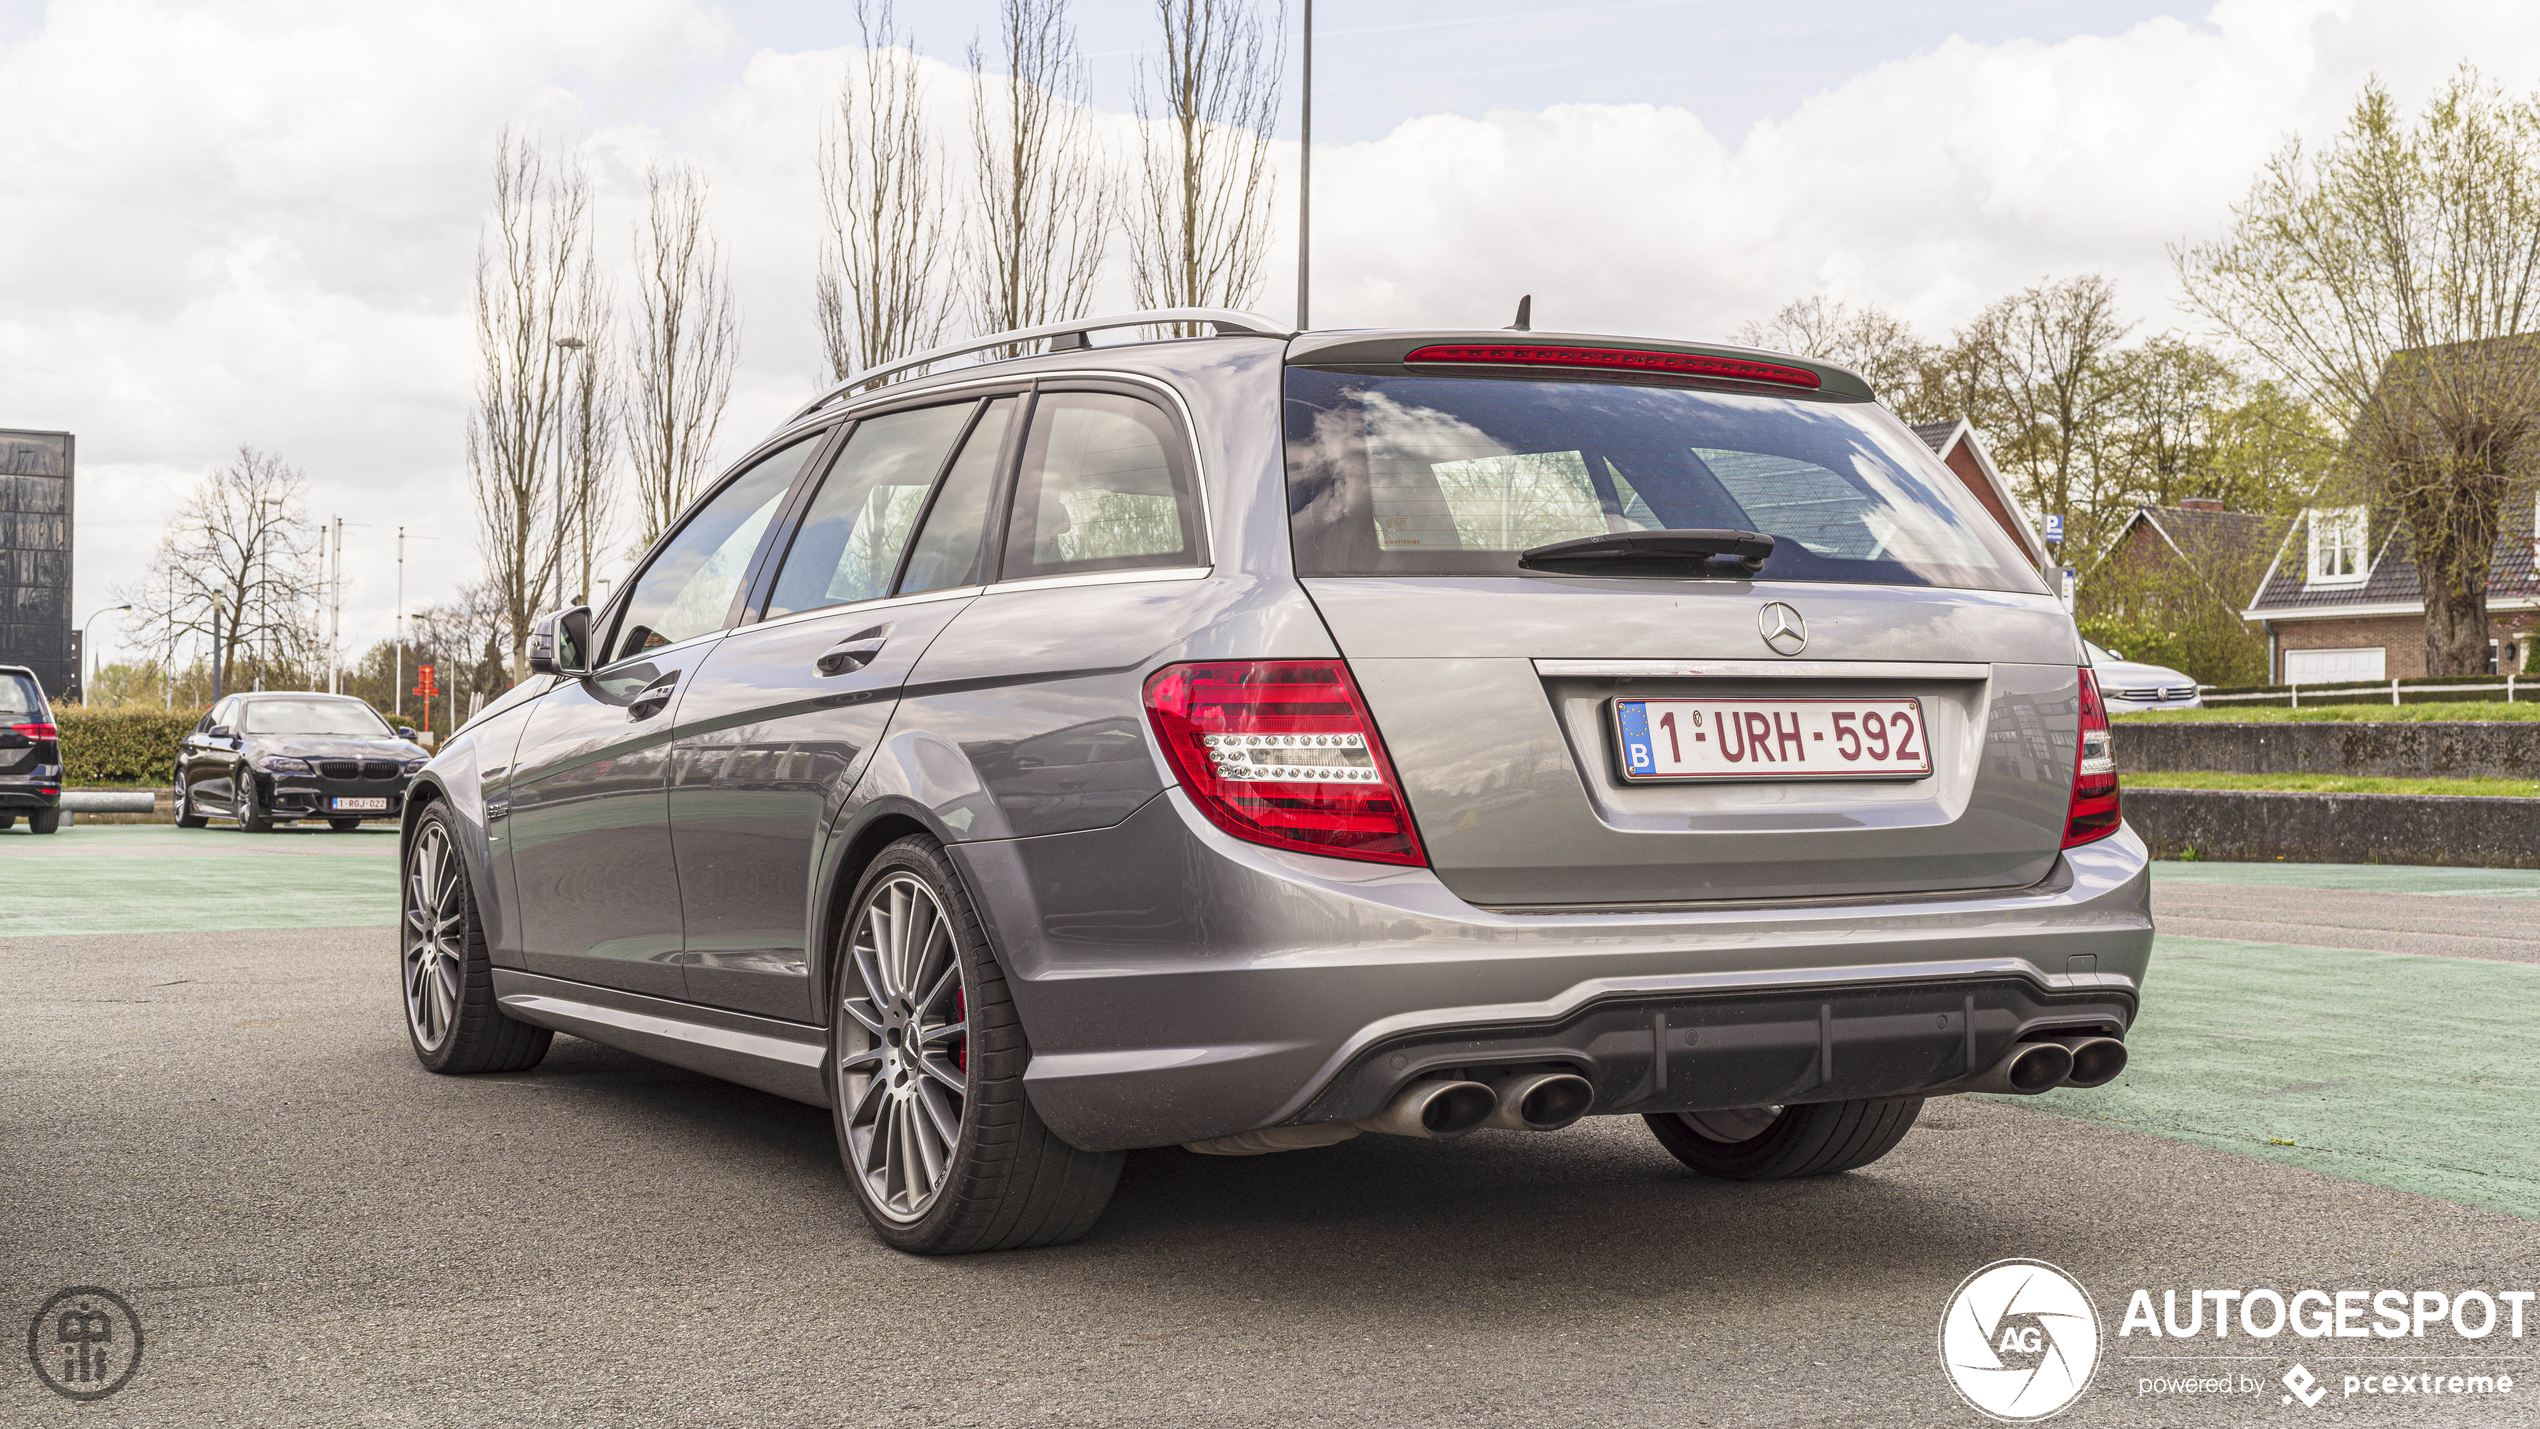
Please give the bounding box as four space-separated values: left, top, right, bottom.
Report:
57 708 206 787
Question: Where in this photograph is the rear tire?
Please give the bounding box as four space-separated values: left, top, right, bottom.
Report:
175 776 208 829
329 817 362 832
401 803 551 1075
1645 1097 1923 1180
0 814 15 830
829 834 1123 1255
29 807 61 835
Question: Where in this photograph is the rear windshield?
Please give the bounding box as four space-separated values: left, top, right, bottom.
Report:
1284 370 2039 591
1 674 42 722
238 698 394 738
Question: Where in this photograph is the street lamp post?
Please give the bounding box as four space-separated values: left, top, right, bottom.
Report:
80 603 131 704
1297 0 1311 331
554 335 586 605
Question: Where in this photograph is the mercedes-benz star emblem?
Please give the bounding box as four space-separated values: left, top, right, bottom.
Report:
1758 602 1808 656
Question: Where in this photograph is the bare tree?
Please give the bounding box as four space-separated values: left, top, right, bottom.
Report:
818 0 953 383
626 160 741 551
1963 274 2135 548
2179 69 2540 675
467 131 596 680
559 260 622 604
120 446 321 691
1126 0 1282 321
964 0 1108 351
1734 296 1930 408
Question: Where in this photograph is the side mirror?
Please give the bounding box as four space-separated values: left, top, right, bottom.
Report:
525 605 594 678
209 724 233 740
397 726 418 741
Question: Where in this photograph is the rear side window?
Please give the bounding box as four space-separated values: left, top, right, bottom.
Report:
765 402 975 619
1283 370 2034 591
605 430 826 665
1000 392 1200 581
1 673 41 722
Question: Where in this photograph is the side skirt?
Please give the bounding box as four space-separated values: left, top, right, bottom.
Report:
490 970 832 1108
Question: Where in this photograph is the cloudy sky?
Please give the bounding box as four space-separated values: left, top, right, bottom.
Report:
7 0 2539 671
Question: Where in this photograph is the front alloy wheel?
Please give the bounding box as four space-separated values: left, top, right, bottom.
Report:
828 836 1122 1254
398 805 550 1074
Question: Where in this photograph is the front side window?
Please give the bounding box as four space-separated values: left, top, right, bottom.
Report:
1001 392 1200 581
764 403 975 619
1284 370 2036 590
605 430 827 665
239 698 394 737
2306 505 2368 583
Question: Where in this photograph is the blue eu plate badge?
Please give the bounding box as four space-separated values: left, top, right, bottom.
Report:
1616 700 1657 777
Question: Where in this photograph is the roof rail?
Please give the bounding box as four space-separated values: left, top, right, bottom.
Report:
788 307 1295 422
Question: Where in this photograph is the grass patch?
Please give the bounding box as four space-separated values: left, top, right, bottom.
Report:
2114 702 2540 723
2124 770 2540 798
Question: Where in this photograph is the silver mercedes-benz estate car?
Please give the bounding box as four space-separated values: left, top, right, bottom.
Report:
398 308 2150 1254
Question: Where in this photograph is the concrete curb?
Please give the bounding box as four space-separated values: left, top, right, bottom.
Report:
2125 786 2540 868
2118 721 2540 779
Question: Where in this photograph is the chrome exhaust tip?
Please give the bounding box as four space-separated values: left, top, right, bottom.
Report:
1483 1071 1596 1131
1944 1039 2073 1096
1355 1078 1497 1139
2046 1034 2128 1089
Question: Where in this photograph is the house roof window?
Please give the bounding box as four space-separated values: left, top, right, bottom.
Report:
2306 505 2368 585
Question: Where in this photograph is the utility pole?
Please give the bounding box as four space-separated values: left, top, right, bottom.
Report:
1297 0 1312 331
328 515 343 694
395 526 404 717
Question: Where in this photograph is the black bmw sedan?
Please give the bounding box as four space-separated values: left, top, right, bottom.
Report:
175 692 430 832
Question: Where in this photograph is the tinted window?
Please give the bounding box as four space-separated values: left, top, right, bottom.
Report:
898 398 1016 595
765 403 974 619
1001 392 1199 581
606 431 824 665
1 673 41 722
1284 370 2035 591
239 698 393 737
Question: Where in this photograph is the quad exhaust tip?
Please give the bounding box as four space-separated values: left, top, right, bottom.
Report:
1949 1039 2073 1096
1483 1071 1596 1132
2046 1033 2129 1089
1355 1078 1498 1139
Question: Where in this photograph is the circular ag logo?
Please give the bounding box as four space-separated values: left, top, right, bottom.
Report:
26 1286 143 1402
1939 1259 2100 1422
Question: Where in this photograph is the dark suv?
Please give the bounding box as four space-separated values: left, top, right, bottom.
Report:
394 309 2152 1254
0 663 64 833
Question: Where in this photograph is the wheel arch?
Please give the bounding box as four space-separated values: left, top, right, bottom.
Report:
811 797 954 1014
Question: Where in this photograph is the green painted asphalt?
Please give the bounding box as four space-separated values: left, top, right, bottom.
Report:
9 831 2540 1219
0 821 399 936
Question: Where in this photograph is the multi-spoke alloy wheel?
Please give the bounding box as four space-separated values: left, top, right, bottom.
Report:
838 872 970 1221
397 803 550 1075
404 821 468 1054
828 835 1123 1255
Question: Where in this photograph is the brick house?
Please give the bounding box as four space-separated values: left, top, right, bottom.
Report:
1910 419 2049 571
2242 511 2539 681
2088 499 2286 607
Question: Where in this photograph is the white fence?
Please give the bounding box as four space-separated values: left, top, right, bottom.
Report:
2197 676 2525 708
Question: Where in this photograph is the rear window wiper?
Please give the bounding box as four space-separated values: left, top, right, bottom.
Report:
1518 528 1775 576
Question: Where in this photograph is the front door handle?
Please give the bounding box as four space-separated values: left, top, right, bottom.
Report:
628 674 680 720
817 636 889 676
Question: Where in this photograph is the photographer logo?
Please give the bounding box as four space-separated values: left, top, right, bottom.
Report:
1940 1259 2102 1422
25 1286 143 1402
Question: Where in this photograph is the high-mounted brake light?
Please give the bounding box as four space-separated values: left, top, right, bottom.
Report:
11 722 58 741
2063 666 2121 848
1143 660 1427 866
1402 344 1823 389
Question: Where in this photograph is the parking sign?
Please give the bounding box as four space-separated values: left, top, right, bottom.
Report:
2044 513 2064 543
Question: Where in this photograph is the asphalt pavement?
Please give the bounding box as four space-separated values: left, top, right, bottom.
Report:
7 826 2540 1426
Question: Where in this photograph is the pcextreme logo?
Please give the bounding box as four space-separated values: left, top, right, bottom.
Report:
1939 1259 2103 1422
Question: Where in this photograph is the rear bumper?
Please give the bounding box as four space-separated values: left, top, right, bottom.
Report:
952 791 2155 1152
0 774 63 809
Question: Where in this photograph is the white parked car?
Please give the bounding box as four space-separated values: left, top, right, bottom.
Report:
2084 641 2201 711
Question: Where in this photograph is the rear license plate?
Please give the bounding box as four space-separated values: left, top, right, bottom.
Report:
1613 698 1932 781
330 797 389 812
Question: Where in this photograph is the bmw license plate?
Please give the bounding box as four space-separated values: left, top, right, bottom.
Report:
330 797 390 812
1613 698 1932 781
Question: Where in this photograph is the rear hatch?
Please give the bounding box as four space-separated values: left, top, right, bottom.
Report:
1282 344 2081 907
0 670 55 780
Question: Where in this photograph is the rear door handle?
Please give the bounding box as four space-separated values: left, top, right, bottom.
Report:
817 636 889 676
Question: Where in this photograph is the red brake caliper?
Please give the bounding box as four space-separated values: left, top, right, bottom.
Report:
954 988 967 1073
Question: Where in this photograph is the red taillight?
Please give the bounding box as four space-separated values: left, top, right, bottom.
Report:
1143 660 1427 866
12 722 57 740
1402 343 1823 389
2063 666 2121 848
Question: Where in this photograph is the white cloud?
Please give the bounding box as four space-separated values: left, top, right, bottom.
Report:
5 0 2538 670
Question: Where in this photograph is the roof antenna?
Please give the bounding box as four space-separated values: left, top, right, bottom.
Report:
1507 295 1532 332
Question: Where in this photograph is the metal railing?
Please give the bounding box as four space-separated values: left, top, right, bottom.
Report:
2195 676 2525 708
786 307 1295 423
